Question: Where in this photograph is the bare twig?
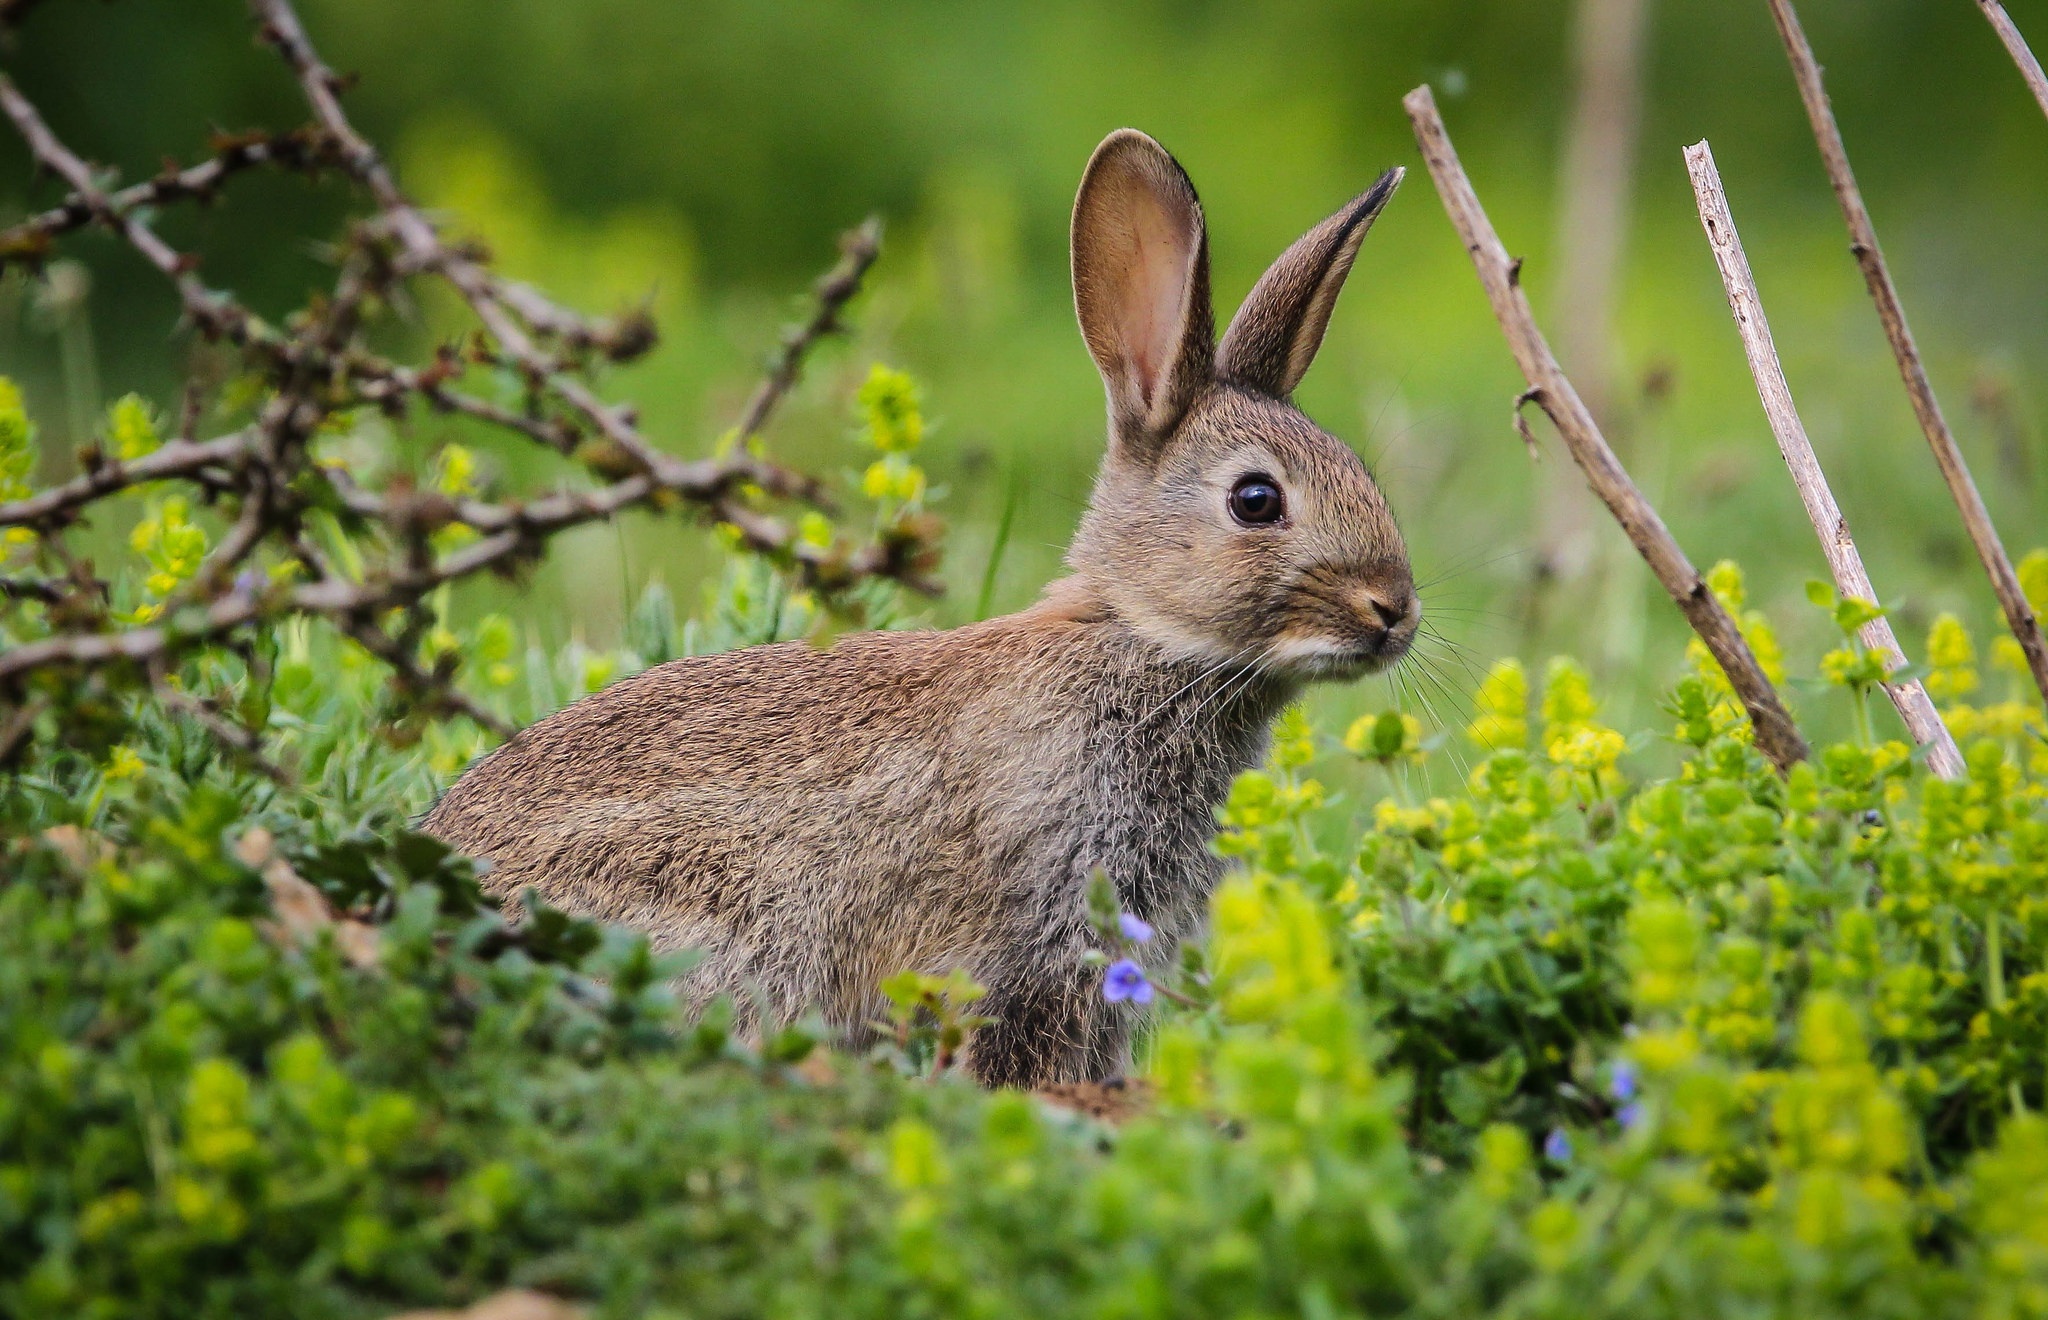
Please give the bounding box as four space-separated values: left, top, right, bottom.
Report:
1403 84 1809 772
0 128 338 267
0 0 937 772
733 217 882 442
1765 0 2048 709
0 76 261 346
1685 140 1963 780
0 432 253 529
249 0 673 474
1977 0 2048 125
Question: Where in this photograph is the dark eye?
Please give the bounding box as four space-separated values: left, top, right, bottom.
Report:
1228 475 1285 526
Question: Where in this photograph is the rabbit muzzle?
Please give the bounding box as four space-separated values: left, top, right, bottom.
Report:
1269 584 1419 681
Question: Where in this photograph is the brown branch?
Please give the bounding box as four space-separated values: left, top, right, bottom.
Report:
0 128 336 267
0 76 263 346
733 217 882 442
1765 0 2048 710
1685 140 1963 780
0 0 936 775
0 432 254 529
1403 84 1809 772
0 575 63 604
249 0 675 477
1978 0 2048 125
338 618 516 739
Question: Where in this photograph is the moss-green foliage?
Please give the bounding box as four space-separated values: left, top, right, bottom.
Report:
9 366 2048 1318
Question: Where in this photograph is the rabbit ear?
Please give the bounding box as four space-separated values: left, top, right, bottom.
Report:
1217 167 1402 399
1071 130 1215 458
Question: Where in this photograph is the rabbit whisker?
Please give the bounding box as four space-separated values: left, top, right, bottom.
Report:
1161 644 1274 752
1120 644 1260 743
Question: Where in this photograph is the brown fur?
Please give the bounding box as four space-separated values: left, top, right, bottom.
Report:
424 131 1416 1087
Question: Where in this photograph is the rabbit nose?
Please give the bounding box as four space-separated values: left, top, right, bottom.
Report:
1361 588 1415 631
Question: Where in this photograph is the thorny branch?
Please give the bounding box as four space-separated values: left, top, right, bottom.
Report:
1404 83 1811 774
0 0 939 770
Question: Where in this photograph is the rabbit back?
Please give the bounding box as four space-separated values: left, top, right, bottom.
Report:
424 600 1282 1040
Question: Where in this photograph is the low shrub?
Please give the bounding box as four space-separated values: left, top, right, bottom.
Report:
8 361 2048 1318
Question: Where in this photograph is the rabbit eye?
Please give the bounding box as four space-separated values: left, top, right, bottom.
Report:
1228 475 1285 526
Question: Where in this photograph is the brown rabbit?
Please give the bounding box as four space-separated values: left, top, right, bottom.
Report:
424 130 1417 1087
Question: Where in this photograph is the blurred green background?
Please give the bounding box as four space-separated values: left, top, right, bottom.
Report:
3 0 2045 770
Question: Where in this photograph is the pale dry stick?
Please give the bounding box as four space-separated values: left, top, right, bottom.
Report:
1978 0 2048 125
1403 84 1810 772
1765 0 2048 709
1685 140 1964 780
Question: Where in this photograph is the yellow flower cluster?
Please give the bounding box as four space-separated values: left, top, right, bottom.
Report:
1344 709 1423 767
1540 657 1626 797
1927 610 2048 762
125 496 210 622
0 378 38 552
857 364 929 508
106 394 161 460
1465 657 1528 752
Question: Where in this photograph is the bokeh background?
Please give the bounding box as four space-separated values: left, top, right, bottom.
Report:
4 0 2046 773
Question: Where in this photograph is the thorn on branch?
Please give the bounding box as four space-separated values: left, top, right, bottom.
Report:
1512 387 1545 460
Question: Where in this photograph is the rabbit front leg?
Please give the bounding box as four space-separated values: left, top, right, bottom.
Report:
964 943 1128 1088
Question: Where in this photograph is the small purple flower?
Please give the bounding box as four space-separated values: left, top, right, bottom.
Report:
1608 1060 1638 1103
1543 1127 1572 1164
1103 958 1154 1006
1616 1102 1645 1132
1118 912 1155 945
232 567 266 597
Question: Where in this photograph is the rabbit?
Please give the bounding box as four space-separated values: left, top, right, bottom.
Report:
423 129 1418 1088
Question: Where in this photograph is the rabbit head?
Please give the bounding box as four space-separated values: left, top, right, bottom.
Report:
1064 129 1416 682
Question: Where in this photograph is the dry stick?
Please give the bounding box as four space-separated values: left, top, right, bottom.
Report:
0 76 255 345
1403 84 1810 772
1978 0 2048 125
1685 140 1965 780
734 217 882 443
1765 0 2048 709
249 0 677 479
0 432 253 528
0 129 329 261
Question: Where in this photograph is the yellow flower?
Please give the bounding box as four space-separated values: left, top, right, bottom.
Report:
1926 614 1978 701
2019 549 2048 616
1706 559 1748 610
0 376 35 506
1345 710 1423 765
432 442 479 497
1549 725 1625 775
102 745 146 782
857 364 925 454
1466 658 1528 750
129 496 208 603
106 394 160 460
